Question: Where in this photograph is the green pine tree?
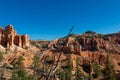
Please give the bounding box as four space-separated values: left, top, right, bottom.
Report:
0 52 3 80
67 54 72 80
59 54 72 80
104 56 116 80
0 52 3 62
11 56 31 80
75 57 85 80
33 54 40 78
93 61 102 78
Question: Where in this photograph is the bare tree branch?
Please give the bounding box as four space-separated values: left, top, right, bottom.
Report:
46 25 75 80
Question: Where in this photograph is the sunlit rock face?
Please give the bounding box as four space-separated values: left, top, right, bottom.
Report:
0 24 30 48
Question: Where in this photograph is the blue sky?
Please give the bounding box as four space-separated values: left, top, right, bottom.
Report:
0 0 120 40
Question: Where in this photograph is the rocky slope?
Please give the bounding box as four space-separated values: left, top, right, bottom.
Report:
0 31 120 80
30 31 120 79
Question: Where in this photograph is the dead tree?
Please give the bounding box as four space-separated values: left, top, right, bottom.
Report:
46 25 75 80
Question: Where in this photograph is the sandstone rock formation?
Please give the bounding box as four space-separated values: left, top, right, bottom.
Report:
1 30 120 80
46 32 120 55
0 24 30 48
34 31 120 78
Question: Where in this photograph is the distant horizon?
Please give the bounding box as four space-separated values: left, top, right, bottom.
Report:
0 0 120 40
0 24 120 41
30 30 120 40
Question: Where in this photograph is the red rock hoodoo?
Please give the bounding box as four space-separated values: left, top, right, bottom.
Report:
0 24 30 48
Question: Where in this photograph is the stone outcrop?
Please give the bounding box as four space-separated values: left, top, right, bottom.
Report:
0 24 30 48
46 32 120 55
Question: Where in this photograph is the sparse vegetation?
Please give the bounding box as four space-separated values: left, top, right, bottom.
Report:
0 27 119 80
11 56 29 80
93 61 102 79
75 57 85 80
0 52 3 80
84 31 96 34
0 52 3 62
103 56 116 80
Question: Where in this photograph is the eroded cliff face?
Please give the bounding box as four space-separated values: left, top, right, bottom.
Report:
36 32 120 77
0 24 30 49
47 32 120 54
1 29 120 79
